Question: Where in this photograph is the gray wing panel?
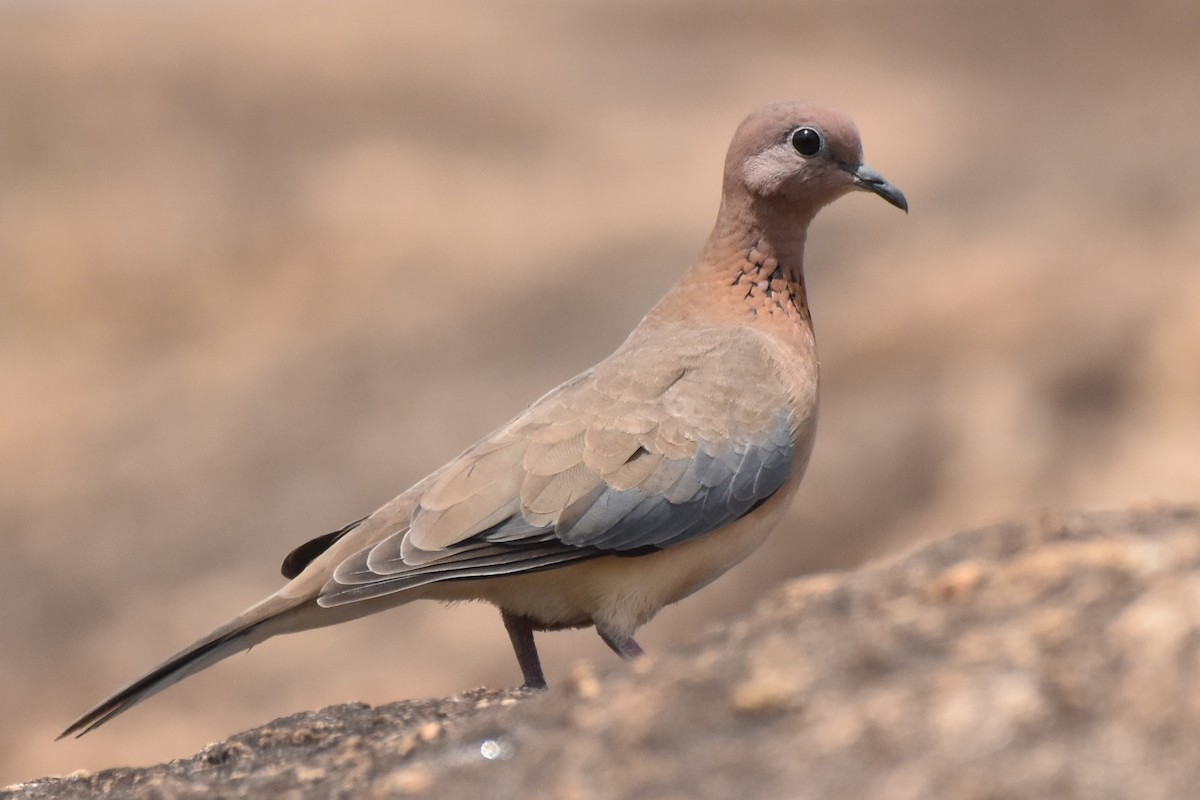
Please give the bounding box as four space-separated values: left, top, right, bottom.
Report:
550 427 794 551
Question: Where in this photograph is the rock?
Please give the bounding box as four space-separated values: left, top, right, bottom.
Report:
11 505 1200 799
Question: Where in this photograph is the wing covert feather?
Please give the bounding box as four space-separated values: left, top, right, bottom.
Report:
319 325 803 607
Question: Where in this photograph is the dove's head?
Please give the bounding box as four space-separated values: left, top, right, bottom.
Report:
723 101 907 221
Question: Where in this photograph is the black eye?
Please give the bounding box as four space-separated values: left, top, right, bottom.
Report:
790 126 823 157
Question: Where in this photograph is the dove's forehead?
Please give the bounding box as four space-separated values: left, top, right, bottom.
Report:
730 101 865 164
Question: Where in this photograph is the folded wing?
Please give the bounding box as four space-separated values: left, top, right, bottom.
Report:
316 325 798 608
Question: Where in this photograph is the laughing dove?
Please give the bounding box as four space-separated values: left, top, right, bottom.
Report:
62 100 906 737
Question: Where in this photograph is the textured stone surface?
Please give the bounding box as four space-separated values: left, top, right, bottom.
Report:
11 505 1200 799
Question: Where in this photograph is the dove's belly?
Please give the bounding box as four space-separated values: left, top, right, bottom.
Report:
429 470 802 636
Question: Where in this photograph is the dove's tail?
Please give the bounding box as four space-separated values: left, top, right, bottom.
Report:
59 593 311 739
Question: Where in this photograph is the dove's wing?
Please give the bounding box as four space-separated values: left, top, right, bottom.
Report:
313 324 800 607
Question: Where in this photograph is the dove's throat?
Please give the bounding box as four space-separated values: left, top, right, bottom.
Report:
641 192 817 335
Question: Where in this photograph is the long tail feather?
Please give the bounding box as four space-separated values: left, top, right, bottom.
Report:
59 595 305 738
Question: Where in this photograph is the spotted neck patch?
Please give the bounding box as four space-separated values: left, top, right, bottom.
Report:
729 242 810 323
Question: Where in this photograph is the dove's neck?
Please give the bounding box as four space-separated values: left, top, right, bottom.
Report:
646 195 814 331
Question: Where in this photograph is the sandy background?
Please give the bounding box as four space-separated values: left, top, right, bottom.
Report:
2 0 1198 786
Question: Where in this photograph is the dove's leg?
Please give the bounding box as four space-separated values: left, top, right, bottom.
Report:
501 610 547 690
598 629 645 660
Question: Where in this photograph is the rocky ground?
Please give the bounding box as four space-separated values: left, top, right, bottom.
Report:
11 504 1200 799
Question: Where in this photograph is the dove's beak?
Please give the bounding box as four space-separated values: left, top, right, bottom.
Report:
844 163 908 213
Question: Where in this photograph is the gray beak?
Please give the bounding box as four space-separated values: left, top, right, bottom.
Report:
844 163 908 213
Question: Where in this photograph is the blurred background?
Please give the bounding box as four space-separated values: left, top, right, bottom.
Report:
2 0 1198 785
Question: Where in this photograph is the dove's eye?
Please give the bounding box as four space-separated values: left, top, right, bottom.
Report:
790 127 824 157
